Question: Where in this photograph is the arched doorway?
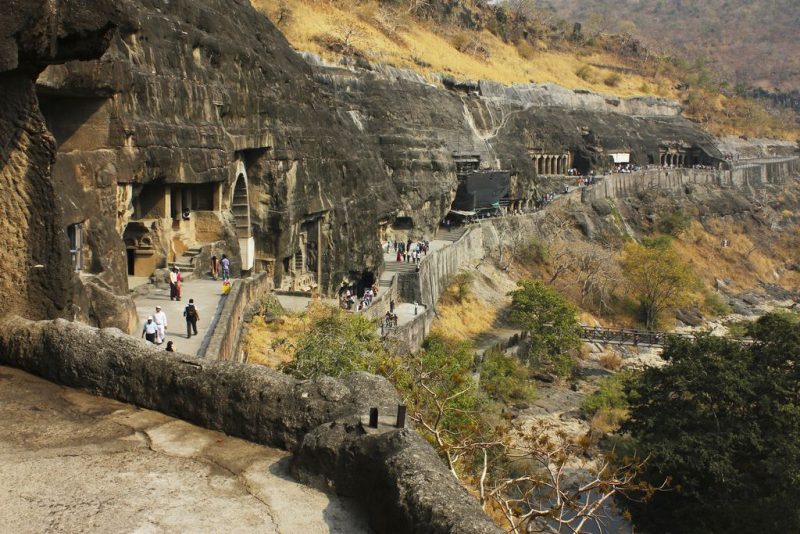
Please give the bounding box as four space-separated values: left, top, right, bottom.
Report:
232 161 254 271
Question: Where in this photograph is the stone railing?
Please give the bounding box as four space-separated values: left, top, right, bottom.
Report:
202 272 272 362
581 157 799 203
0 316 501 534
398 227 485 309
383 308 434 354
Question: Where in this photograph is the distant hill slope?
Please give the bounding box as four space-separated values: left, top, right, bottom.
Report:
252 0 675 99
543 0 800 91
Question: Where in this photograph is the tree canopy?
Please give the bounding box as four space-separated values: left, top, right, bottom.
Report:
508 279 581 376
623 312 800 532
622 238 695 329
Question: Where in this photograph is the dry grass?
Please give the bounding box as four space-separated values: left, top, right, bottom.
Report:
673 219 800 291
433 276 499 341
243 301 338 368
598 352 624 371
252 0 675 98
590 408 627 433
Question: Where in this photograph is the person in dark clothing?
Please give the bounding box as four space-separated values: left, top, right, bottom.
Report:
184 299 200 338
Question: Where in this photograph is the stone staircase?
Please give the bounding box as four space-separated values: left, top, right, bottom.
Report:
435 226 469 243
171 246 202 278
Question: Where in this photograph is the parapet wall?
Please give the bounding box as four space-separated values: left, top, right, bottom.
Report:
399 229 485 309
385 308 435 354
203 273 273 362
581 157 799 203
0 317 501 534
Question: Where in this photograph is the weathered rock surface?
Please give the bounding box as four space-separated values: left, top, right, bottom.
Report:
1 0 731 326
0 365 369 534
0 316 499 533
294 421 503 534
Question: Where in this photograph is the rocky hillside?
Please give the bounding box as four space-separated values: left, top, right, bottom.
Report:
544 0 800 92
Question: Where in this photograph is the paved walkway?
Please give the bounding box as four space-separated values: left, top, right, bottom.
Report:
135 279 226 357
0 366 369 533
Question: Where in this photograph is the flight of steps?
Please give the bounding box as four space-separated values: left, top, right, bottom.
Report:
232 186 249 238
435 226 469 243
171 246 202 278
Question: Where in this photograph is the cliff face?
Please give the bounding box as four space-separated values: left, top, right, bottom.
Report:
1 0 725 327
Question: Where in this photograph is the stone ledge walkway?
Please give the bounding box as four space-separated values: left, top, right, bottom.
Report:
0 366 369 534
134 278 227 357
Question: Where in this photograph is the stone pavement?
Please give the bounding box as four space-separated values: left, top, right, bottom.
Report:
135 279 226 357
0 366 369 533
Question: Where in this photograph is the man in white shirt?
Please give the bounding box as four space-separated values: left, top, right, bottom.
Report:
141 317 158 344
153 305 168 344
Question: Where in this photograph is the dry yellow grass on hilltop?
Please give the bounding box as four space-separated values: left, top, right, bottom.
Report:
253 0 676 99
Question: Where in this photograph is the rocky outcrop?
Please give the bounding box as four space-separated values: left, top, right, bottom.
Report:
0 0 131 321
294 421 502 534
0 315 501 533
1 0 729 323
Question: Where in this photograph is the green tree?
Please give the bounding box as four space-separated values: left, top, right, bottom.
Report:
281 306 402 381
623 313 800 533
508 280 581 376
622 239 695 329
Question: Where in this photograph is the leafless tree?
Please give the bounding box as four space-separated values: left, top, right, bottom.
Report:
481 423 666 533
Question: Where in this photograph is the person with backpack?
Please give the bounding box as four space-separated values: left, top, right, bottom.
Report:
184 299 200 338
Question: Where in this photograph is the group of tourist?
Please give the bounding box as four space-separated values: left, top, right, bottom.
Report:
141 298 202 348
339 283 381 312
613 163 642 173
390 238 429 264
209 254 231 281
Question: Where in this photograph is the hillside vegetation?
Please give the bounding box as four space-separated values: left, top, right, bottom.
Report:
254 0 675 97
255 0 799 139
544 0 800 92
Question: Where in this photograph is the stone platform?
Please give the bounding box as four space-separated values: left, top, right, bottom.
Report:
0 366 369 533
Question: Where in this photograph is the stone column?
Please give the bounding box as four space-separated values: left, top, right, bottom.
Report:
164 186 171 219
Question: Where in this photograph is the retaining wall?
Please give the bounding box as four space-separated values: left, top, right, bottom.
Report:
202 272 272 362
398 228 485 309
0 316 502 534
582 157 799 203
384 308 435 354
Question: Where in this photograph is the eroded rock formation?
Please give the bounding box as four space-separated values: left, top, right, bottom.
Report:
1 0 729 329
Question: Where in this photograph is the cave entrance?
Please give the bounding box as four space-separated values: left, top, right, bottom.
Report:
126 249 135 276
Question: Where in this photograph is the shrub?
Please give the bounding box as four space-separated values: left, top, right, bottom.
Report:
604 72 622 87
516 40 536 60
703 290 732 317
583 370 633 415
450 272 474 303
598 352 623 371
576 64 595 82
658 210 692 237
281 306 401 380
480 349 535 403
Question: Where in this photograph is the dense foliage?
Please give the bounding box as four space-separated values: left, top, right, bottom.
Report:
622 238 695 329
624 312 800 533
281 307 403 380
508 279 581 376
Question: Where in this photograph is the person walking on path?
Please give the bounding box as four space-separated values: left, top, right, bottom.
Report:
221 254 230 281
184 298 200 338
169 267 178 300
153 305 168 344
210 255 219 280
141 317 158 344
